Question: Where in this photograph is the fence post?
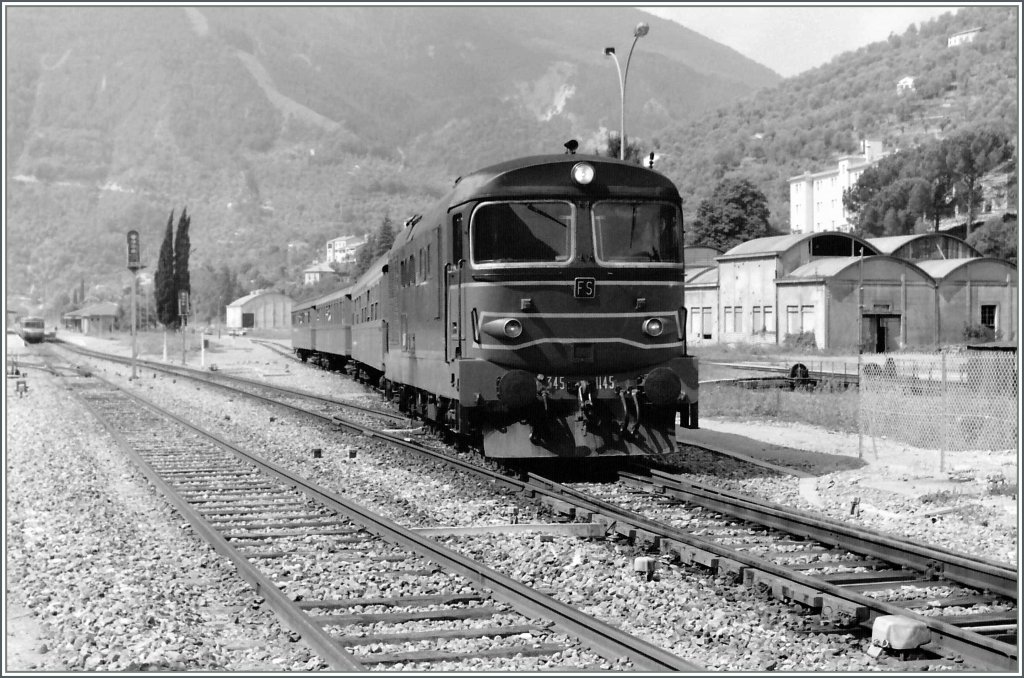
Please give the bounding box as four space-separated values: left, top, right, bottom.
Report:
940 352 947 473
857 352 863 460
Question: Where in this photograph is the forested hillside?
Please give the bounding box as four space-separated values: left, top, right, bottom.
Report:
4 5 1018 324
657 5 1017 229
5 5 777 319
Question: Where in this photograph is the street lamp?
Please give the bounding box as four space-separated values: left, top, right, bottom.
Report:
604 21 650 160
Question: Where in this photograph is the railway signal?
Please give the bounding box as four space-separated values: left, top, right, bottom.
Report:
126 230 144 379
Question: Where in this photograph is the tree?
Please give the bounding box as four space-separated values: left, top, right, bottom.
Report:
374 214 395 258
690 178 771 252
173 207 191 322
967 216 1017 263
353 233 378 279
942 129 1014 236
602 132 646 165
154 211 177 328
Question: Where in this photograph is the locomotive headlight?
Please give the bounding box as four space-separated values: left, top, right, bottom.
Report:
571 162 595 185
482 317 525 340
642 317 664 337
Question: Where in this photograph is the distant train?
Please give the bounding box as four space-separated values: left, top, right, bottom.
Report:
16 316 46 344
293 151 698 460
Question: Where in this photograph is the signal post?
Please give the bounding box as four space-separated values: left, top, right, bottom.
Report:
126 231 143 379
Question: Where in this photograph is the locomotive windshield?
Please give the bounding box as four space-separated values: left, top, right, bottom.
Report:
592 201 683 265
22 317 45 329
472 201 573 265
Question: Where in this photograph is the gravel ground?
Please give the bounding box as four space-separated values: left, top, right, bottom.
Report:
5 334 1018 672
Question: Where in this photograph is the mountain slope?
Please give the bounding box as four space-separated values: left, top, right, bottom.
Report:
5 5 779 308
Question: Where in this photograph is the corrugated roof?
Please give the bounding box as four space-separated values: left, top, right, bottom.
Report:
303 261 337 273
720 234 807 257
227 291 292 308
64 301 119 317
784 258 861 279
914 258 1015 279
867 234 921 254
685 266 719 285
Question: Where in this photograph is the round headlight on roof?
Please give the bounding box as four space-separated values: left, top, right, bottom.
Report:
571 162 595 185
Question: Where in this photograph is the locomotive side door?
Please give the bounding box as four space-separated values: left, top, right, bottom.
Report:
445 212 465 363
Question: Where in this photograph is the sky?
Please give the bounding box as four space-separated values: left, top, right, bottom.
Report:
642 4 966 77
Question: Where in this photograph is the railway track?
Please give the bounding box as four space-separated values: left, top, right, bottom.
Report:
47 340 1018 670
530 471 1018 671
53 340 408 426
54 364 700 671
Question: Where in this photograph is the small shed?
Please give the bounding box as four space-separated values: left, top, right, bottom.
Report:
63 301 120 335
226 291 293 330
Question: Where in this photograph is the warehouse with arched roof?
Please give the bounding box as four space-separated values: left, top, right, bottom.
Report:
226 291 293 330
916 258 1018 345
777 256 935 352
684 230 1017 351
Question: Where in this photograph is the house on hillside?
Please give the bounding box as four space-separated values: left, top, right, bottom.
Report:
896 76 915 94
948 27 982 47
788 140 889 234
326 235 369 265
303 261 340 285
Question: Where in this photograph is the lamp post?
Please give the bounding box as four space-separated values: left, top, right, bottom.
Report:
605 21 650 160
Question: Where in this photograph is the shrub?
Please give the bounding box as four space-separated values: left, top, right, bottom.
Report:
782 331 818 350
962 323 996 342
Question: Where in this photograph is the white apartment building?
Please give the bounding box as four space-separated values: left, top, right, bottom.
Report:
788 140 888 234
325 234 369 265
947 27 981 47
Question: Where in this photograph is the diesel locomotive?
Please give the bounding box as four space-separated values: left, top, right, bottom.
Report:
16 316 46 344
293 152 698 459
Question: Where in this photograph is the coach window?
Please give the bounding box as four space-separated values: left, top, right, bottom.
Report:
471 201 573 265
593 201 683 265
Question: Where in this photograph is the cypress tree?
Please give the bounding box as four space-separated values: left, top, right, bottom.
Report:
155 210 178 328
173 207 191 321
374 215 395 258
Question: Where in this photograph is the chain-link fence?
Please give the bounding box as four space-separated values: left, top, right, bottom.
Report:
859 351 1019 459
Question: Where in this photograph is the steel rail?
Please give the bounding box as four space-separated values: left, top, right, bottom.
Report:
67 376 364 671
65 365 701 672
634 469 1017 597
54 341 407 424
527 474 1018 672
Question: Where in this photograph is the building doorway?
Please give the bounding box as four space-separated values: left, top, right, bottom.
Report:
861 313 902 353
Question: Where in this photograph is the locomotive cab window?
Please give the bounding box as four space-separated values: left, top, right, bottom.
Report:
471 201 573 266
592 201 683 265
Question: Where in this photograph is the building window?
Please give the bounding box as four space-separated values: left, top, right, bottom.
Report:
801 305 815 333
733 305 743 333
690 307 700 337
702 307 712 339
764 306 774 333
752 306 762 333
787 305 800 334
724 306 733 334
981 304 997 331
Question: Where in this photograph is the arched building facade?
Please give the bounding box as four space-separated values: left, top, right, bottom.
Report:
684 231 1017 351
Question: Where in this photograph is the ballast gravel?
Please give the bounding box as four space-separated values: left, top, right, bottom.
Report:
6 337 1017 672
